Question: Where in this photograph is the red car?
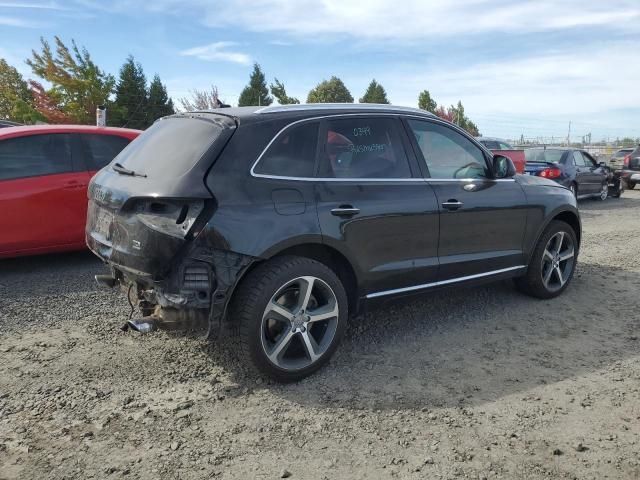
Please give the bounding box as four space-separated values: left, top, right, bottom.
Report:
476 136 526 174
0 125 140 258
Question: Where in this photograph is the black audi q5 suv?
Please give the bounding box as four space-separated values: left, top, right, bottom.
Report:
86 104 581 382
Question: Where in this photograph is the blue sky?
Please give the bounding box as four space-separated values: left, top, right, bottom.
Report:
1 0 639 141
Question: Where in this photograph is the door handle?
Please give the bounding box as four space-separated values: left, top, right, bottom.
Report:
442 200 464 211
64 180 85 189
331 206 360 217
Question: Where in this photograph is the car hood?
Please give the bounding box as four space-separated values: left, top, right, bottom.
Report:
516 174 564 188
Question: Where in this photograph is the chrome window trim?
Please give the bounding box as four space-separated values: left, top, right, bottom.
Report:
249 113 512 182
254 103 436 116
365 265 526 299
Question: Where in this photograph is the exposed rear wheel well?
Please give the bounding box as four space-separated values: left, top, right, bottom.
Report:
271 244 359 313
230 244 359 317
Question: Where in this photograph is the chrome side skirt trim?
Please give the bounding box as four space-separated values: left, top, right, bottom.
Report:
365 265 526 299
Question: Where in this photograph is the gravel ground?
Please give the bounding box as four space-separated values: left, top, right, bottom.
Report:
1 191 639 480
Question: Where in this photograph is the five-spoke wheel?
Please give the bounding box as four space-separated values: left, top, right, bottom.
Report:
515 220 578 299
231 256 347 382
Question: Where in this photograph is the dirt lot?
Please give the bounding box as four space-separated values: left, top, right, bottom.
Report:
1 191 639 480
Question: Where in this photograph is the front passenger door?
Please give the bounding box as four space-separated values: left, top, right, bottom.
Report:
404 119 528 281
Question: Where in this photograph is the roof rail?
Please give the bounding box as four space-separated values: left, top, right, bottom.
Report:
254 103 434 116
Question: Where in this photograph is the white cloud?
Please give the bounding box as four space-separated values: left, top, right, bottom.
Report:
0 14 41 27
143 0 640 40
180 41 251 65
0 1 67 9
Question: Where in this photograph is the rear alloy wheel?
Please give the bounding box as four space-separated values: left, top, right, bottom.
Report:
598 182 608 201
231 256 348 382
515 220 578 299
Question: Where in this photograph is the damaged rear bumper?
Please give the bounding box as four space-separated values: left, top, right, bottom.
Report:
93 243 256 337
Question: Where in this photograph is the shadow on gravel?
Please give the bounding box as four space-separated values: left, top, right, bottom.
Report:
216 262 640 410
578 193 640 214
0 250 105 299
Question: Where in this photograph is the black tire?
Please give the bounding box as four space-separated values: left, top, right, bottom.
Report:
515 220 578 299
611 180 623 198
229 256 348 382
628 181 636 190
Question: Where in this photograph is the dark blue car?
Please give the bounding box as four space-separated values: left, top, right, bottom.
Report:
524 148 609 200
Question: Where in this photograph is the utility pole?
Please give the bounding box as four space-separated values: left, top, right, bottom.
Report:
567 121 571 146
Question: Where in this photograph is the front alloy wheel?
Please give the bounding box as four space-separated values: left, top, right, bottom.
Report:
515 220 578 299
540 231 575 293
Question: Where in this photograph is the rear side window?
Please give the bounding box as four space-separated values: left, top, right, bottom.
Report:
318 117 411 179
408 120 487 179
0 133 72 181
81 134 131 170
254 122 319 177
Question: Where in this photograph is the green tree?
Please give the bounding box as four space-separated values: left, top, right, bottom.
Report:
110 56 148 128
418 90 437 113
27 36 114 124
448 100 479 136
0 58 34 122
146 74 174 124
359 79 389 104
238 63 272 107
270 78 299 105
307 76 353 103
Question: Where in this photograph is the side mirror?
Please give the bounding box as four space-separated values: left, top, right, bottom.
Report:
599 161 607 168
492 154 516 179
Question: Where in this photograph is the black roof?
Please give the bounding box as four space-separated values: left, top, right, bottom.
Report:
191 104 437 125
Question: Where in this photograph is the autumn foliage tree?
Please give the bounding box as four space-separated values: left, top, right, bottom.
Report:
26 36 115 124
28 80 73 124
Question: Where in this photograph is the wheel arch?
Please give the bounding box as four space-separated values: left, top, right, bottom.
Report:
225 242 361 322
527 208 581 265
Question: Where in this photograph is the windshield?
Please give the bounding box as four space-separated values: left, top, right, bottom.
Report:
525 149 564 163
112 115 233 177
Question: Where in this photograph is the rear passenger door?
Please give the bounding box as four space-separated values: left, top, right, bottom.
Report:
403 118 528 281
314 116 440 297
0 133 87 254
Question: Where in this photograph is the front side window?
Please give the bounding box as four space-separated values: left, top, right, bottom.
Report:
408 120 488 179
254 122 319 177
81 134 131 170
318 117 411 179
572 151 586 166
0 133 72 181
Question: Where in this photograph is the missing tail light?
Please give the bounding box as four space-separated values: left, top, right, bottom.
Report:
133 199 205 238
539 167 562 179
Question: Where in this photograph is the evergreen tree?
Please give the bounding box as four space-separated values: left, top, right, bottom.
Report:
307 76 353 103
0 58 34 122
418 90 437 113
359 79 389 104
27 36 114 124
238 63 272 107
147 74 174 124
111 55 148 128
270 78 299 105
